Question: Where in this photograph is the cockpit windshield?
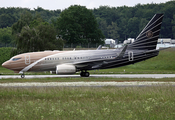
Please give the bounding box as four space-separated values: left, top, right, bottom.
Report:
11 58 22 61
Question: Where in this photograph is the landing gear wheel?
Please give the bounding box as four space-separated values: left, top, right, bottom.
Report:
80 72 83 77
85 72 89 77
80 71 90 77
21 74 25 78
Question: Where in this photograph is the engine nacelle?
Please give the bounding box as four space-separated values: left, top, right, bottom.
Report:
56 64 76 74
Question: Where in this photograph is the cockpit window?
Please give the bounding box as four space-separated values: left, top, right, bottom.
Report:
12 58 21 61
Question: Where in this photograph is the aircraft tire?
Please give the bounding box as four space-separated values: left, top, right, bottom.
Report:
80 72 90 77
21 74 25 78
85 72 90 77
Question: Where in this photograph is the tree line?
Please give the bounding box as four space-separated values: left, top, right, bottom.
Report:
0 7 61 28
93 1 175 41
1 5 104 54
0 1 175 51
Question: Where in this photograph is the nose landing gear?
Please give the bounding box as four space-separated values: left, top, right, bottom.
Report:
21 74 25 78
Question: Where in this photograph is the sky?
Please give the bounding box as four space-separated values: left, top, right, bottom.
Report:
0 0 170 10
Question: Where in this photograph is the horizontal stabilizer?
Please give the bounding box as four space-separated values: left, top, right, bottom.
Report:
144 49 159 54
144 47 169 54
157 47 170 51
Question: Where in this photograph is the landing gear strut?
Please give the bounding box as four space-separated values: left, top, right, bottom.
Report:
80 70 90 77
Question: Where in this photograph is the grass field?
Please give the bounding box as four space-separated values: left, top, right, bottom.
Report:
0 77 175 119
0 77 175 83
0 86 175 119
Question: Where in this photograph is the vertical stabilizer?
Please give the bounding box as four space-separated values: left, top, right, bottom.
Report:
128 14 164 50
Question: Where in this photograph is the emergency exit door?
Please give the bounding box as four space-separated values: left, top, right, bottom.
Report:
128 51 133 61
25 55 30 65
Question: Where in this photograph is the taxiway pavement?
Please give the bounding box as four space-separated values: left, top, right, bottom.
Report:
0 74 175 79
0 74 175 87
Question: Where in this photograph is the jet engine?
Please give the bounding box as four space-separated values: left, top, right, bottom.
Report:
56 64 76 74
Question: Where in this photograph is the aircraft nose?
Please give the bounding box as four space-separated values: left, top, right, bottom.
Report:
2 61 9 69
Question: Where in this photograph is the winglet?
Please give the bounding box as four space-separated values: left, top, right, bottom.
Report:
117 45 128 59
96 45 102 50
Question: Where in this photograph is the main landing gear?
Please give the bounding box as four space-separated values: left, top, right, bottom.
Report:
80 70 90 77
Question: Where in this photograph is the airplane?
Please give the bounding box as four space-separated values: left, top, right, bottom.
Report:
2 14 164 78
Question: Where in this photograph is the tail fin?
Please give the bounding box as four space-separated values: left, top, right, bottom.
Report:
128 14 164 50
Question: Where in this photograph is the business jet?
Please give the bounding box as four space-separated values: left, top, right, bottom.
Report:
2 14 164 78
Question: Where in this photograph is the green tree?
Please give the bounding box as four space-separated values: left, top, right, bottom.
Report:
12 11 63 54
0 27 13 46
127 17 140 38
56 5 105 45
107 22 120 39
16 24 63 53
96 17 108 37
139 18 148 32
0 14 16 28
12 11 33 35
172 14 175 38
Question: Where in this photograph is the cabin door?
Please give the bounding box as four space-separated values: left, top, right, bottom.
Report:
25 55 31 65
128 51 133 61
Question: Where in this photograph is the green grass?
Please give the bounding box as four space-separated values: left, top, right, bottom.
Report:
1 77 175 83
0 66 14 75
0 86 175 119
